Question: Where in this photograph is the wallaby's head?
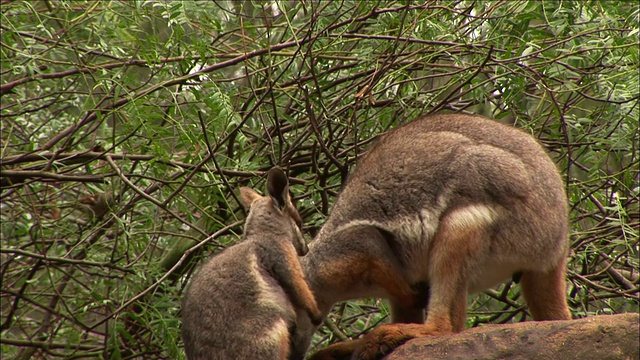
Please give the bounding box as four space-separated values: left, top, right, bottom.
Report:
239 167 308 255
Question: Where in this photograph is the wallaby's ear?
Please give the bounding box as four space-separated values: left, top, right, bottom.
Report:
239 187 262 209
266 167 289 210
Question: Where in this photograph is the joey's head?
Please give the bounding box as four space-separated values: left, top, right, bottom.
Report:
239 167 308 255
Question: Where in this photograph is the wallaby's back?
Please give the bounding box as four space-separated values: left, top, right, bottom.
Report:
181 168 320 360
317 113 568 287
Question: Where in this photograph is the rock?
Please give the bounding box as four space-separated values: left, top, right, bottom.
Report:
385 313 639 360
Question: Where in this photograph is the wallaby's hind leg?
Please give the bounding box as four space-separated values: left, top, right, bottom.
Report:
351 215 485 360
520 258 571 320
350 278 468 360
307 255 421 360
309 297 428 360
348 282 468 360
307 227 424 360
307 257 419 360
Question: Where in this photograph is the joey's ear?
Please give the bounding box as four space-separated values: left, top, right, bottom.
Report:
239 187 262 209
266 167 289 210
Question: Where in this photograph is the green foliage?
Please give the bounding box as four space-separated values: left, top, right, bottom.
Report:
1 0 638 358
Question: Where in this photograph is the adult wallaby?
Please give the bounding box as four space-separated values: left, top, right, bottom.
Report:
181 167 322 360
291 113 572 360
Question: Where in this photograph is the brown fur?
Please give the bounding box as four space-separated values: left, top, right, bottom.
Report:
289 114 571 360
181 168 321 360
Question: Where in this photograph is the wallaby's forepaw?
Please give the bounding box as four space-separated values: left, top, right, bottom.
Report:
352 324 413 360
309 340 359 360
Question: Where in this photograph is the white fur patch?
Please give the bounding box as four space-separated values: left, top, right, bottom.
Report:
391 216 423 242
331 219 384 236
445 204 497 231
325 205 495 244
330 210 440 244
419 209 440 240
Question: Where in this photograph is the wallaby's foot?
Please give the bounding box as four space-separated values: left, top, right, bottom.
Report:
311 323 447 360
353 323 453 360
352 324 412 360
309 340 360 360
